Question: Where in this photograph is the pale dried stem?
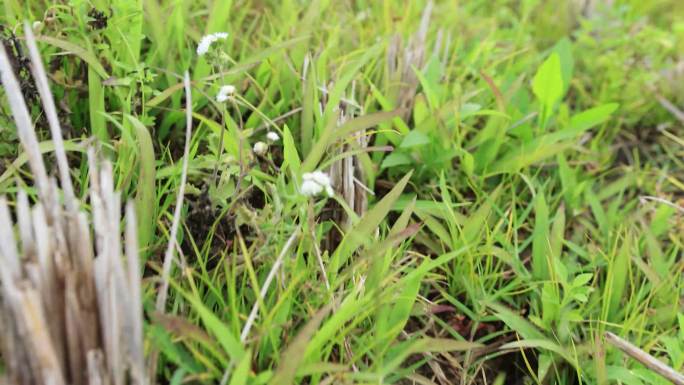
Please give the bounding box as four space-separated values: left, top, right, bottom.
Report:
155 71 193 311
605 332 684 385
0 24 147 385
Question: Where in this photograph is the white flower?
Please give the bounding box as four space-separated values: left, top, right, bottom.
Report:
253 141 268 156
216 85 236 102
266 131 280 142
197 32 229 56
301 171 334 197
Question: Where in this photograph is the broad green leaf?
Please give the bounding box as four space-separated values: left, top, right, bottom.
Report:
568 103 619 133
532 52 563 126
552 38 574 93
533 52 563 108
572 273 593 287
381 152 412 168
399 131 430 148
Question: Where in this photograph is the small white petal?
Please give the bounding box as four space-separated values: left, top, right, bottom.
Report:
216 84 236 102
301 180 323 196
300 170 333 198
311 171 331 187
253 141 268 155
220 85 235 95
197 32 229 56
266 131 280 142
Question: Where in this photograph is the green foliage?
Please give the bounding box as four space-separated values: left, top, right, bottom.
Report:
0 1 682 384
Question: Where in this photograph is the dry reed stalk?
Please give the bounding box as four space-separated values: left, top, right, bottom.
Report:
0 22 146 385
386 1 433 122
605 332 684 385
146 71 192 384
328 96 369 231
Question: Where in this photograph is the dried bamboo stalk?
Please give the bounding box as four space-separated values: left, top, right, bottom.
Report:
605 332 684 385
23 21 75 213
0 22 147 385
386 1 433 122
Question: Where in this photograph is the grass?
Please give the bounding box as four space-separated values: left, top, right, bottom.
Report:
1 0 683 384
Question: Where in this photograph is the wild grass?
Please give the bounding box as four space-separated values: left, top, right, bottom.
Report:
0 1 683 384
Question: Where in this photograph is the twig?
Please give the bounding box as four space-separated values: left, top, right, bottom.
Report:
605 332 684 385
24 22 75 212
656 94 684 125
639 196 684 214
155 71 193 312
148 72 193 384
0 36 49 201
255 107 302 132
239 227 300 342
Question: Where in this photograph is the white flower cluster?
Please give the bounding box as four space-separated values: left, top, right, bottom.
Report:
266 131 279 142
252 131 281 156
216 85 236 102
301 171 334 197
197 32 229 56
253 141 268 156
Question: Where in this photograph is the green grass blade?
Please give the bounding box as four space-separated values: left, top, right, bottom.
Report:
126 114 157 257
